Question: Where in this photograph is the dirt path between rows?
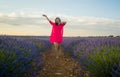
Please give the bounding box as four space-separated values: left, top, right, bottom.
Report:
37 47 89 77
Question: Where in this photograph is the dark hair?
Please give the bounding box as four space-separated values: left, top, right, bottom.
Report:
55 17 61 26
55 17 61 22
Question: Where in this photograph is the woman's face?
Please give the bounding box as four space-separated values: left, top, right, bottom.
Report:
55 18 61 25
55 18 60 24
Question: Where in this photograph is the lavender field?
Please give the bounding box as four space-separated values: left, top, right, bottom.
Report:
0 36 120 77
62 37 120 77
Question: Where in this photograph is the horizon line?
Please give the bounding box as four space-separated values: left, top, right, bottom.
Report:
0 34 119 37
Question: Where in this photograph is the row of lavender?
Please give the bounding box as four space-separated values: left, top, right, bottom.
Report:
0 36 51 77
0 36 120 77
62 37 120 77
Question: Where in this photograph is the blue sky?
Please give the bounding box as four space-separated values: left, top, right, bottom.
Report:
0 0 120 36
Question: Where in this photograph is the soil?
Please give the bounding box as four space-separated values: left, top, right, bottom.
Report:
37 47 89 77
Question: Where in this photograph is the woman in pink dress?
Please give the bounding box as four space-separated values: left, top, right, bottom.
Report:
43 14 66 59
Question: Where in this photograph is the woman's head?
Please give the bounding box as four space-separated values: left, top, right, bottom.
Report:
55 17 61 26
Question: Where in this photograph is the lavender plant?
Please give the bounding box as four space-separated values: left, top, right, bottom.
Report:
62 37 120 77
0 36 50 77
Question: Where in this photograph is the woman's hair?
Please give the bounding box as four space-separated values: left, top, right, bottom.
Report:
55 17 61 26
55 17 61 22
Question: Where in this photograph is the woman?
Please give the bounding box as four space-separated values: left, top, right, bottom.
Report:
43 14 66 59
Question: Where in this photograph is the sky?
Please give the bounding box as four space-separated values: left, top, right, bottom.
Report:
0 0 120 36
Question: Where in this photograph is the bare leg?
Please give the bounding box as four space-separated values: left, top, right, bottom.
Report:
58 45 63 56
53 42 59 59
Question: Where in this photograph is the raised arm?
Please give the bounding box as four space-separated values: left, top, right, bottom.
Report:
42 14 50 21
61 21 67 25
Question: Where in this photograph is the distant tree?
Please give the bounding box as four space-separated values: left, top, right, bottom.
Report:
108 35 114 37
116 36 120 37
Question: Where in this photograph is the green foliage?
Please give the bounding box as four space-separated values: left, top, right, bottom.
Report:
0 49 33 77
83 47 120 77
34 41 44 51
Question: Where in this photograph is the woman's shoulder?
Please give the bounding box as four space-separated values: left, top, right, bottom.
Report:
49 20 55 26
60 22 66 26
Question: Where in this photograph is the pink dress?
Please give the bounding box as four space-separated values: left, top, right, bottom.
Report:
49 20 66 44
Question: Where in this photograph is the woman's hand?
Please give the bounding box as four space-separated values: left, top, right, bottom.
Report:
42 14 47 18
42 14 50 21
61 21 67 24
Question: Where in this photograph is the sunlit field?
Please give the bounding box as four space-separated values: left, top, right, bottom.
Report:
0 36 120 77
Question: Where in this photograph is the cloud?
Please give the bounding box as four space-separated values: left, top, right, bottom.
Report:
0 12 47 26
0 12 120 36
